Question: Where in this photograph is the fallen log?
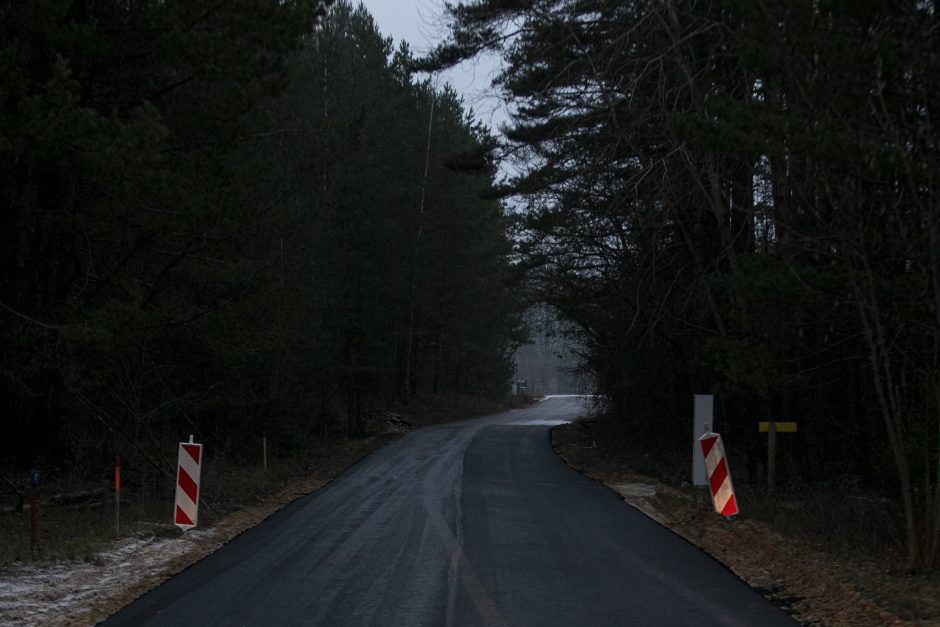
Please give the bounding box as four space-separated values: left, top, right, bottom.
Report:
1 486 110 514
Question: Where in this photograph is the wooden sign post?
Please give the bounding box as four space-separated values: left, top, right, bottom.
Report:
759 421 797 496
30 467 40 558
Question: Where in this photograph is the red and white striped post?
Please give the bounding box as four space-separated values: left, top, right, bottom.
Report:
114 454 121 536
174 436 203 530
699 425 738 517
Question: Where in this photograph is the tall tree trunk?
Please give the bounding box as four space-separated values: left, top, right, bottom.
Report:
852 256 920 569
404 90 435 397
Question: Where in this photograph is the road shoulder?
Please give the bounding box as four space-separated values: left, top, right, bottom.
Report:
551 421 918 627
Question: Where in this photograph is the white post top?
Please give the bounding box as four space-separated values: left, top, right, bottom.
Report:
188 434 194 444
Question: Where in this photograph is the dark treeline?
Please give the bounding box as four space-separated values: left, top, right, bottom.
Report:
424 1 940 570
1 2 523 476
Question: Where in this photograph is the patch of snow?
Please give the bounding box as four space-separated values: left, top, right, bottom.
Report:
0 533 207 626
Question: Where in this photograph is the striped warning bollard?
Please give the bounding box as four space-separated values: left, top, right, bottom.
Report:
698 426 738 517
174 435 203 530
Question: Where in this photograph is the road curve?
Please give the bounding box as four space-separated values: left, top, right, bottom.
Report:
104 396 795 626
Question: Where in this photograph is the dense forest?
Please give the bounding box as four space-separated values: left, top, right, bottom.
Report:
1 1 524 485
4 0 940 575
422 1 940 571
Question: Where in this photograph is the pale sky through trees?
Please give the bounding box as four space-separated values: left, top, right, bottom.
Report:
357 0 509 134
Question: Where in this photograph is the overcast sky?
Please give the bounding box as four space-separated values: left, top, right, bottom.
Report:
356 0 509 133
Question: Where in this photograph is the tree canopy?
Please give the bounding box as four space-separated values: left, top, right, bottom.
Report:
1 1 524 483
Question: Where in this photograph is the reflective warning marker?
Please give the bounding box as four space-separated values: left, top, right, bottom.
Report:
699 428 738 517
174 436 203 530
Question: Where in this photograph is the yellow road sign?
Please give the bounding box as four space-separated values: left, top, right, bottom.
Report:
759 421 797 433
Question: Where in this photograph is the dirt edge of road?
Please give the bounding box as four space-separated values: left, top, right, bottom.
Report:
550 422 923 627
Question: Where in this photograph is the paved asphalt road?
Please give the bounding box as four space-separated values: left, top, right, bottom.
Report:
105 396 796 626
